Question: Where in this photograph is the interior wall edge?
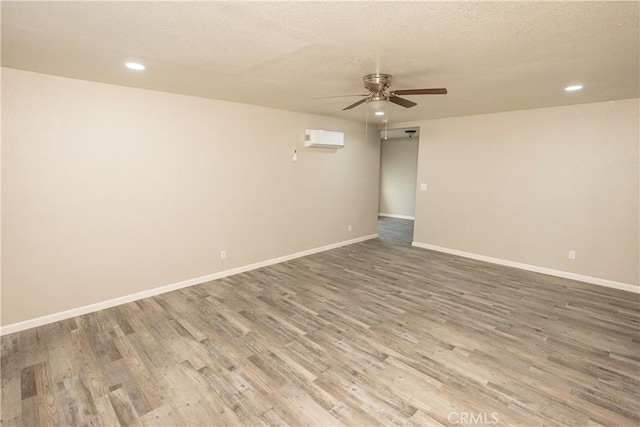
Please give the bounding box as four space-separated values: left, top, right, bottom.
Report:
412 241 640 294
0 233 378 336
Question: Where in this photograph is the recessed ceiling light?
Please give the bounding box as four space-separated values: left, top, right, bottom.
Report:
565 85 583 92
125 62 146 71
374 111 385 116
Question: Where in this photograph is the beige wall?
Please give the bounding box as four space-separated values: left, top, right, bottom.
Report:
409 99 639 286
379 137 419 218
1 68 381 325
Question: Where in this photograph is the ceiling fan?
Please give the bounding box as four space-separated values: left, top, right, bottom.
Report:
314 73 447 111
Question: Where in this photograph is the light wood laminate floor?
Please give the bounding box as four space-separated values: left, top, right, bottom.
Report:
2 217 639 426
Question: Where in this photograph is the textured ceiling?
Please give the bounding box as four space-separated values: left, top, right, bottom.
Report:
2 1 638 123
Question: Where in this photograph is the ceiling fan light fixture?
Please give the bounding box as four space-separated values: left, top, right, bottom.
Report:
125 62 146 71
368 99 387 121
368 99 387 111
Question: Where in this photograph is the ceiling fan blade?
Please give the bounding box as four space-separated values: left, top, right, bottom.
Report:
389 96 417 108
342 98 368 110
312 94 369 99
392 88 448 95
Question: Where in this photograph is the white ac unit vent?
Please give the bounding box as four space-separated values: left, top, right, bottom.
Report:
305 129 344 148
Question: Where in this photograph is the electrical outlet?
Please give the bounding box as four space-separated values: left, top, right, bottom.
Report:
348 225 352 232
220 250 226 260
568 250 576 259
420 183 428 191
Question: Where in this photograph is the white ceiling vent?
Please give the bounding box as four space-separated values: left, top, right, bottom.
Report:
305 129 344 149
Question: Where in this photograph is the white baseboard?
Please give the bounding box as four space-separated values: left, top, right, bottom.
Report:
412 241 639 294
378 213 415 220
0 234 378 336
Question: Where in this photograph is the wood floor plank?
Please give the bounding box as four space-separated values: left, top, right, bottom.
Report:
139 403 184 427
20 396 40 427
34 362 59 426
109 386 142 427
89 393 121 427
20 365 37 401
58 376 100 426
2 217 638 426
1 337 22 425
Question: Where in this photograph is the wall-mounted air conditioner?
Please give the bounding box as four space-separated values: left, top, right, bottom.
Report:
305 129 344 149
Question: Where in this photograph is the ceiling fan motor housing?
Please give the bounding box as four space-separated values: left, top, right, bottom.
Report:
363 73 393 93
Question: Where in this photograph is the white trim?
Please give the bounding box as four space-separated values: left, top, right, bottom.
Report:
378 213 415 220
411 241 639 294
0 234 378 336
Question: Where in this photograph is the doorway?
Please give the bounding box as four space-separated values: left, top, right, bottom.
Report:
377 127 420 245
